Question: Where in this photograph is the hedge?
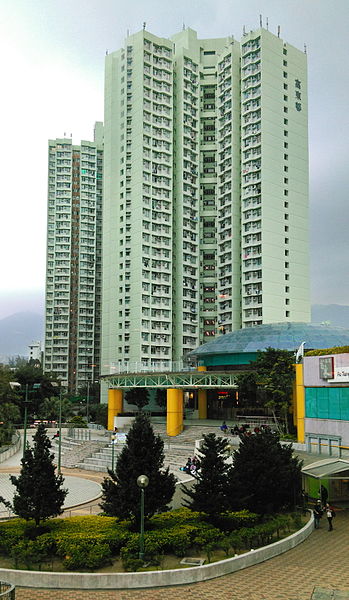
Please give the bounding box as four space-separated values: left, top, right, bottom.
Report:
0 509 301 571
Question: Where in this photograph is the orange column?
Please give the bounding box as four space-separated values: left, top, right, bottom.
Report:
166 388 183 436
108 389 123 431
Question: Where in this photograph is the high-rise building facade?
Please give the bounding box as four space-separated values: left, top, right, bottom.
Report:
101 27 310 374
44 124 103 392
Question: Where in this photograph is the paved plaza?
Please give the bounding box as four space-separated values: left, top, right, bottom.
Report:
1 428 349 598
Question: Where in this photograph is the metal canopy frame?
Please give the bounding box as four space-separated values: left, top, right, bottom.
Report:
101 371 238 389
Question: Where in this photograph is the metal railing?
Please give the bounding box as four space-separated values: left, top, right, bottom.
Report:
106 360 196 374
0 582 15 599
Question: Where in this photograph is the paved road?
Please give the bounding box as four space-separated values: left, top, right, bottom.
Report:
13 509 349 600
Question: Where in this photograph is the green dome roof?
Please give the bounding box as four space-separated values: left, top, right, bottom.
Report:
191 322 349 357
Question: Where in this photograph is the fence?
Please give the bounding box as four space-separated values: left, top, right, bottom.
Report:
0 581 15 599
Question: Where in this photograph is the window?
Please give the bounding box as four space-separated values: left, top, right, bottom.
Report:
283 60 287 66
284 83 288 90
285 298 290 304
284 201 288 208
285 249 289 256
284 212 289 218
283 48 287 55
284 106 288 112
284 166 288 172
285 274 289 280
284 130 288 137
284 119 288 125
284 154 288 160
285 262 289 268
285 286 289 292
283 71 287 78
284 142 288 149
285 237 289 244
284 190 288 196
204 50 216 55
284 178 288 184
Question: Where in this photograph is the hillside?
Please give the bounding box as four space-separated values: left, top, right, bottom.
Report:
0 312 43 360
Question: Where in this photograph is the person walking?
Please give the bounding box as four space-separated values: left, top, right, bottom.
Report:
313 500 323 529
325 503 335 531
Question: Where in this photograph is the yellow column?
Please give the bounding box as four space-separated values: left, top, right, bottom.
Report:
198 390 207 420
197 365 207 420
294 364 305 443
108 389 123 431
167 388 183 436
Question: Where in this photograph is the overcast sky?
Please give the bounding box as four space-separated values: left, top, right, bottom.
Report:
0 0 348 319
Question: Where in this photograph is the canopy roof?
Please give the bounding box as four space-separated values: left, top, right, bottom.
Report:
302 458 349 479
191 322 349 357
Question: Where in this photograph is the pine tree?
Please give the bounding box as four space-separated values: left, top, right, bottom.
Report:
100 413 176 524
229 430 303 515
10 423 68 526
182 433 231 518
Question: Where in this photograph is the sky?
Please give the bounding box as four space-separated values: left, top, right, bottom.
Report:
0 0 348 319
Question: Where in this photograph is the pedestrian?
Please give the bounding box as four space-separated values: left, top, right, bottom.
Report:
313 500 323 529
325 503 335 531
320 485 328 505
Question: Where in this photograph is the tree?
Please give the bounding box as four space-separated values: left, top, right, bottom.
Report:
229 430 303 515
155 389 167 410
12 365 60 419
38 397 73 422
254 348 295 432
182 433 232 518
124 387 149 411
8 423 68 526
100 413 176 525
235 371 258 408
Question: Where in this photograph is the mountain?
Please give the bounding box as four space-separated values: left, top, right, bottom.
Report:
311 304 349 328
0 312 43 361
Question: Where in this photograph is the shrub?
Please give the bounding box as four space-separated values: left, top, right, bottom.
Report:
61 541 111 570
211 510 259 532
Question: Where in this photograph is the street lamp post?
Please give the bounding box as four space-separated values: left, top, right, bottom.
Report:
86 380 90 423
58 387 63 474
137 474 149 562
22 384 29 460
22 383 41 460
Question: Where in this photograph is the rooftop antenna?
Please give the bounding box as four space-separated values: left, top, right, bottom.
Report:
64 132 66 137
266 17 269 30
304 43 307 53
127 29 129 37
182 22 185 30
243 25 246 36
105 49 108 55
259 14 262 27
143 22 146 30
277 25 280 38
70 133 72 138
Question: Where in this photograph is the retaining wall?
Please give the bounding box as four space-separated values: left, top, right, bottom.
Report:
0 512 313 589
0 434 20 464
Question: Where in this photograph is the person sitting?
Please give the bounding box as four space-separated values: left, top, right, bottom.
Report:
220 421 228 434
52 430 60 439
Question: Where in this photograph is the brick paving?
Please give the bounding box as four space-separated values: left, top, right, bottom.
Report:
13 509 349 600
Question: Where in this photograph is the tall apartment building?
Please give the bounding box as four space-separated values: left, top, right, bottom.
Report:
101 27 310 374
44 123 103 392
